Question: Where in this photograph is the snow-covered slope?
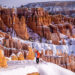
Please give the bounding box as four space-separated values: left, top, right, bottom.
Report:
0 0 75 8
0 29 75 55
23 1 75 17
0 60 75 75
12 36 75 55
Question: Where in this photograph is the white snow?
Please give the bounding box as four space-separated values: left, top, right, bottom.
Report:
0 60 75 75
0 37 4 45
27 27 41 42
0 29 75 75
0 28 75 55
0 34 75 55
11 53 17 57
59 33 68 39
12 37 75 55
70 38 75 45
17 52 22 57
11 29 17 37
0 0 74 8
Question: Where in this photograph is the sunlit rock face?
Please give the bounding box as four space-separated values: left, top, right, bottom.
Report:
0 8 15 28
11 53 18 60
0 7 74 41
13 16 29 40
0 8 29 40
0 49 8 68
26 8 51 26
26 47 35 60
0 17 7 32
24 8 51 40
27 72 40 75
17 52 24 60
17 8 74 40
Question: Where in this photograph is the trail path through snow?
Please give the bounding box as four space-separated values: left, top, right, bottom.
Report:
0 60 75 75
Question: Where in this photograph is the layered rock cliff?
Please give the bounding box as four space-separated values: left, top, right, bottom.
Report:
0 8 29 40
0 7 75 43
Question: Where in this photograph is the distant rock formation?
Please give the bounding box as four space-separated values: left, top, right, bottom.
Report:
0 7 75 43
0 8 29 40
13 16 29 40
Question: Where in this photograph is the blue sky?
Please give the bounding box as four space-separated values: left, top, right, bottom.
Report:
0 0 74 8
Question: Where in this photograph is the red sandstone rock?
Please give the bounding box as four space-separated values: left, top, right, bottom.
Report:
27 72 40 75
13 16 29 40
51 33 60 45
1 15 12 28
43 26 51 40
0 17 7 32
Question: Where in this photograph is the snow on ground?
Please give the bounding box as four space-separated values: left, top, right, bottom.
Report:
0 29 75 55
0 31 75 55
59 33 68 39
0 29 75 75
0 37 4 45
13 37 75 55
0 60 75 75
